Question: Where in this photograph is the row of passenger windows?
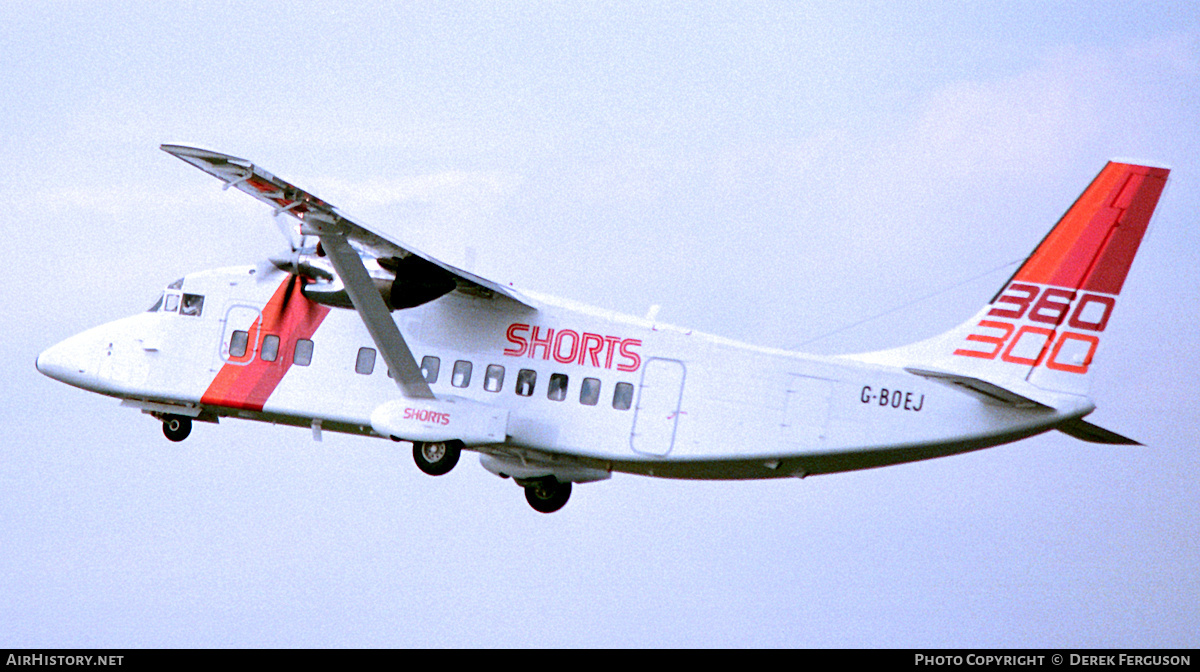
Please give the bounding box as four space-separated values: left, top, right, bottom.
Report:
404 353 634 409
229 332 314 365
226 331 634 410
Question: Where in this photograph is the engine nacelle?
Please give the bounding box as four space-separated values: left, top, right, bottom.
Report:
301 254 457 311
370 396 508 445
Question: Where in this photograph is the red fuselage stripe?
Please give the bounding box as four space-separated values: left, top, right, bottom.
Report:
201 279 331 412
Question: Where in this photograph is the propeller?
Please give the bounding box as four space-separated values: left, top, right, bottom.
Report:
253 215 330 311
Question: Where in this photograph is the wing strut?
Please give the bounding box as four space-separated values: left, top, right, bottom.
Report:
311 221 434 399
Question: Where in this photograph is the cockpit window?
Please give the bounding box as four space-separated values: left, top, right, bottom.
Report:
163 293 180 313
180 294 204 317
168 278 184 290
147 293 164 312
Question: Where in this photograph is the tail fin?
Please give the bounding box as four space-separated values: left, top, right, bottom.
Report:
853 161 1170 399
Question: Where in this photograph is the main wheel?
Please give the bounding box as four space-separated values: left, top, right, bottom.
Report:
413 440 462 476
162 415 192 442
524 477 572 513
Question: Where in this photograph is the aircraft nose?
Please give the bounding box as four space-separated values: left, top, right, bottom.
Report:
36 333 98 390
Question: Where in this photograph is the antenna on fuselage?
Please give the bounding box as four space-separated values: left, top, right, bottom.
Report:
796 258 1021 348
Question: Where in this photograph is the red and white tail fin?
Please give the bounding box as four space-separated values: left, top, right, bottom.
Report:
852 161 1170 400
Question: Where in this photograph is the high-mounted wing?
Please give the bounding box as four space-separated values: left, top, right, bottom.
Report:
160 144 537 310
162 144 537 399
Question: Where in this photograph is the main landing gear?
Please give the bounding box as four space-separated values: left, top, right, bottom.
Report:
162 414 192 442
520 476 572 514
411 441 575 513
412 440 463 476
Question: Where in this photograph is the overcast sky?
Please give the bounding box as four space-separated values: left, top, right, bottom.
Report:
3 2 1198 647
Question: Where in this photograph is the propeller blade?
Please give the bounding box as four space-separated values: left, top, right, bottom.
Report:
268 250 299 275
279 272 298 312
272 213 300 252
254 257 286 282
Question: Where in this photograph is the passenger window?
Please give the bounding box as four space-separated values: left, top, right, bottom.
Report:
260 335 280 362
516 369 537 396
229 330 250 358
613 382 634 410
421 356 441 384
293 339 314 366
580 378 601 406
163 294 180 313
180 293 204 317
452 360 473 388
356 347 376 375
484 365 505 392
547 373 568 401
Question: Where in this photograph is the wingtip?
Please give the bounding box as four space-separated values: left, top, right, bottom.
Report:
160 143 250 163
160 142 199 153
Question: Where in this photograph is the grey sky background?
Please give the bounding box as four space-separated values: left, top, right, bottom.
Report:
3 2 1198 647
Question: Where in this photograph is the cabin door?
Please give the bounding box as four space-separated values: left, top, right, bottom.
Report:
212 303 264 371
631 358 686 456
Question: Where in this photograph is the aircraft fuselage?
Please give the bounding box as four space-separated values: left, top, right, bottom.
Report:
37 264 1089 481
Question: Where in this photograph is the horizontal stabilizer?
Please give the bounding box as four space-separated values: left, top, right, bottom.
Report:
905 367 1048 408
1056 418 1141 445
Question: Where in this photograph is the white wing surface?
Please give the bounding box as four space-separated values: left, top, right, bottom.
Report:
161 144 537 310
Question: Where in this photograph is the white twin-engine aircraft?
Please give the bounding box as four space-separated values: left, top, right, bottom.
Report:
37 146 1170 512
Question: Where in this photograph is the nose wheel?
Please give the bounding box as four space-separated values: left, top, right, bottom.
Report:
413 440 462 476
523 477 572 513
162 415 192 442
